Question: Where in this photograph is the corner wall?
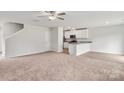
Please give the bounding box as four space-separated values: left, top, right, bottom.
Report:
50 27 63 52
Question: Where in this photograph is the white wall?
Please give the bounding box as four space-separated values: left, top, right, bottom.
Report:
0 27 2 52
5 24 50 57
64 29 88 38
50 27 58 52
89 24 124 55
50 27 63 52
58 27 64 52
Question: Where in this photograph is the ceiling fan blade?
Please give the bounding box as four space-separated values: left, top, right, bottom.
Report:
44 11 51 13
58 12 66 15
40 11 53 16
75 28 87 30
64 29 71 31
44 11 55 15
37 15 47 17
57 17 64 20
50 11 56 14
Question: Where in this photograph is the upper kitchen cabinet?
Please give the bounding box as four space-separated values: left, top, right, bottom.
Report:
64 29 88 39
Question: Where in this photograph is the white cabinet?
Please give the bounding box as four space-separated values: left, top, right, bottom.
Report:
69 43 90 56
64 42 69 48
65 29 88 38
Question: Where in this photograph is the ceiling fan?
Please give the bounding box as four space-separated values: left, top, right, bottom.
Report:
64 27 87 31
37 11 66 21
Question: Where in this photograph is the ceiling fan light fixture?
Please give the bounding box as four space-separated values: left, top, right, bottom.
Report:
38 11 66 21
48 16 56 20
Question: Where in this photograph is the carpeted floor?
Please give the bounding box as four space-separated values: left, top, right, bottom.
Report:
0 52 124 81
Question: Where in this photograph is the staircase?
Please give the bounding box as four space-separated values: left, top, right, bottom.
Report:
1 22 24 57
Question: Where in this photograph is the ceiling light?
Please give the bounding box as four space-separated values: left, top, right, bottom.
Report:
48 16 56 20
105 21 110 24
33 19 40 22
38 11 66 21
120 18 124 22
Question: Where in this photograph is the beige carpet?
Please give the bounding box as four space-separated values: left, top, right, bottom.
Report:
0 52 124 81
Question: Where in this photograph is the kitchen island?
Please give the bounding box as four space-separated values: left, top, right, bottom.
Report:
69 41 92 56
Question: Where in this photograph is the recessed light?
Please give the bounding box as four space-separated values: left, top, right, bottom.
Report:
121 18 124 22
33 19 40 22
105 21 110 24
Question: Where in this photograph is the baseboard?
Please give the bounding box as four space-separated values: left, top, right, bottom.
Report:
5 50 51 58
90 51 124 56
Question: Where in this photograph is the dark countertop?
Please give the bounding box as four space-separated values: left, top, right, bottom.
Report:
69 41 92 44
64 38 89 42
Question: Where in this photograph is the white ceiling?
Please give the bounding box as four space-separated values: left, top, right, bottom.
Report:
0 11 124 28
